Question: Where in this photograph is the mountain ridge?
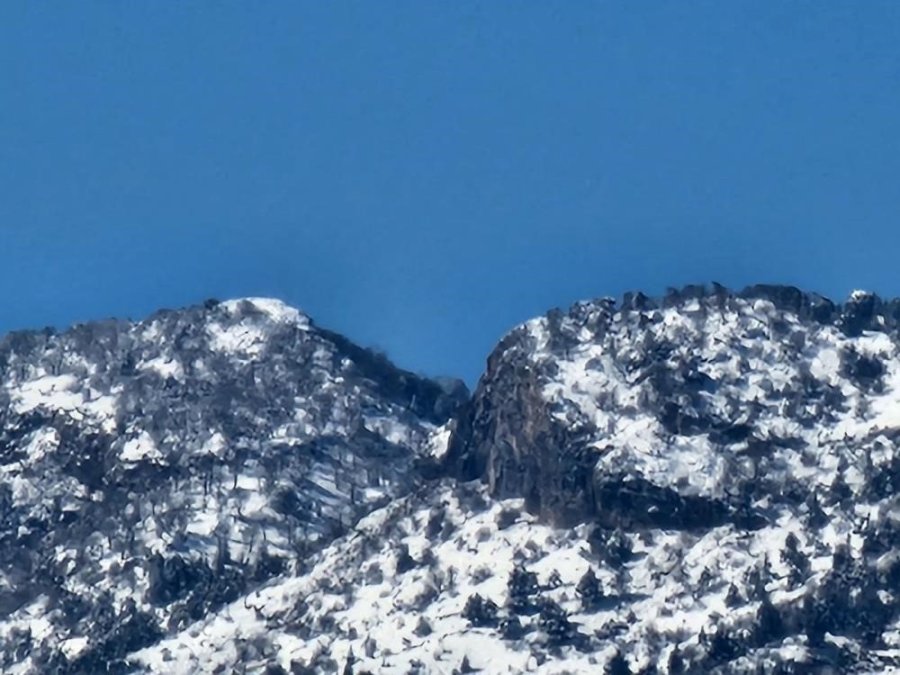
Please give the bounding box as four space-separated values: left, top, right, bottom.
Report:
3 285 900 673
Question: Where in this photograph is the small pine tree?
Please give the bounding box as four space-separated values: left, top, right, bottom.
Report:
546 569 563 589
755 596 785 646
704 626 741 664
805 493 828 529
829 467 853 505
744 557 771 602
605 651 631 675
426 507 446 539
538 599 574 645
592 527 633 567
507 564 540 614
576 568 604 610
414 616 432 637
342 647 355 675
781 532 810 588
462 594 499 627
499 615 524 640
831 542 854 577
459 655 477 673
395 543 416 574
724 584 742 608
667 647 685 674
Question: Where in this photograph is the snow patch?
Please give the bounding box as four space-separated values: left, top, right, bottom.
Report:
426 423 453 460
120 431 163 463
221 298 310 328
141 356 185 380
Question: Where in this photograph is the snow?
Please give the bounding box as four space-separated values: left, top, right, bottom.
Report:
528 295 900 511
59 636 90 659
207 299 311 356
201 432 228 458
6 373 119 432
427 423 453 460
133 479 844 674
120 431 163 463
364 415 419 447
185 511 220 539
221 297 310 329
809 346 841 382
207 321 269 357
22 427 60 463
141 356 185 380
11 374 83 414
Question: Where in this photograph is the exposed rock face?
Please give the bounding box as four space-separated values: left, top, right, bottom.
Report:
0 298 465 673
449 327 602 527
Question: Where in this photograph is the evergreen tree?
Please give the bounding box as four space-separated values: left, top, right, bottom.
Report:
576 568 604 611
704 626 742 664
744 557 771 603
605 651 631 675
395 543 416 574
499 615 524 640
342 647 355 675
667 647 685 674
755 596 785 646
538 599 574 645
781 533 810 589
414 616 432 637
546 569 563 589
805 493 828 529
462 594 499 628
724 584 742 608
426 507 446 539
459 655 478 673
507 564 540 614
829 466 853 505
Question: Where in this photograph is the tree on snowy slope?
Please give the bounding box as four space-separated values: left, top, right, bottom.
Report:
576 568 604 610
781 532 810 590
462 594 499 628
507 563 540 615
537 598 575 645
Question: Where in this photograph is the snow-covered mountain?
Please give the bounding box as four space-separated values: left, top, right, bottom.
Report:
5 285 900 673
0 297 465 673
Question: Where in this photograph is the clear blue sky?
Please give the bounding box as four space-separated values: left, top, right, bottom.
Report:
2 3 900 384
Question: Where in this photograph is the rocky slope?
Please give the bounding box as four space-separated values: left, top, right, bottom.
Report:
0 297 465 673
4 285 900 673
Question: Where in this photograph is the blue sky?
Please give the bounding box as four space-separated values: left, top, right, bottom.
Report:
2 3 900 384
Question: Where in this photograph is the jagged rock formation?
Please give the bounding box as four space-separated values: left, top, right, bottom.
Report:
5 285 900 674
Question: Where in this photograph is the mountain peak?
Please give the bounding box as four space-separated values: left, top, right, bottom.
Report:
217 297 311 328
